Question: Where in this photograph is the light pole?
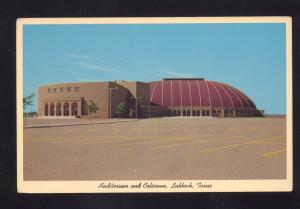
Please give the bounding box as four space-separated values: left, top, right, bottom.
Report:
131 96 142 119
109 87 119 118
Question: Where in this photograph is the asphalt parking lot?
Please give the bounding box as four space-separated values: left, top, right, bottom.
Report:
23 117 287 180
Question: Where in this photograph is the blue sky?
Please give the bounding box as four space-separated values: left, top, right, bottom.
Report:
23 23 286 114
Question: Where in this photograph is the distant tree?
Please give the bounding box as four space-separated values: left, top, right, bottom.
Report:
23 93 35 113
129 108 135 118
23 93 34 128
115 102 127 118
88 100 99 120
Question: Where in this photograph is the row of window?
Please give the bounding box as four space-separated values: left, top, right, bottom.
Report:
224 109 251 114
164 109 252 117
164 109 211 116
48 87 80 93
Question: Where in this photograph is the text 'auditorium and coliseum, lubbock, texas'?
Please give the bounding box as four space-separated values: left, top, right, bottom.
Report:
38 78 264 119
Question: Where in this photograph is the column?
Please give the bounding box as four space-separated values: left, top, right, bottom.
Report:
77 101 82 116
69 101 72 116
42 102 45 116
61 102 64 116
48 102 50 116
54 102 57 116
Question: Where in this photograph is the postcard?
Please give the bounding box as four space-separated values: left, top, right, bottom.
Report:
17 17 292 193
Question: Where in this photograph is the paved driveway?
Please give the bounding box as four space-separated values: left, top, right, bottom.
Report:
23 117 287 180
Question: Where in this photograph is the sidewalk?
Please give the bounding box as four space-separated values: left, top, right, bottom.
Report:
24 119 139 129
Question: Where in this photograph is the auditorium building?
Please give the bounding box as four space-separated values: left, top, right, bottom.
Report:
37 78 264 118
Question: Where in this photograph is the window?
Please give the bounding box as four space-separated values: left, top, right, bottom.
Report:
206 110 210 116
164 109 168 115
187 110 190 116
48 88 51 93
53 88 57 92
168 109 171 116
173 110 177 116
74 87 80 92
192 110 196 116
67 87 71 92
59 87 64 92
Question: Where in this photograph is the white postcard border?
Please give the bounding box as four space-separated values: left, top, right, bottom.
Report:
17 17 293 193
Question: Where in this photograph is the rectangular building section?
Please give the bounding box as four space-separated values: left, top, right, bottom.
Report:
38 82 128 118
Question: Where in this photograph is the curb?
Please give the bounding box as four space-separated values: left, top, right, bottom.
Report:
24 119 140 129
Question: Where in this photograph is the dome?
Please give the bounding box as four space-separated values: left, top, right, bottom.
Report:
150 78 256 109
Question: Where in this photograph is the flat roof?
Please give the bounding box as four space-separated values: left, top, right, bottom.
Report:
163 78 204 80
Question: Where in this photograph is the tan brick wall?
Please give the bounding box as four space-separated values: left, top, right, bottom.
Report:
116 81 137 97
109 82 129 118
38 82 110 118
38 81 153 118
136 82 150 105
116 81 150 105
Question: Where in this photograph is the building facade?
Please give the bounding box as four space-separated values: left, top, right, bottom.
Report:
37 78 263 118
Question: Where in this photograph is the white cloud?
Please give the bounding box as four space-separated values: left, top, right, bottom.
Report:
75 78 98 82
64 53 118 73
154 67 196 78
63 69 87 75
165 70 195 78
154 73 165 78
76 61 118 73
65 53 100 61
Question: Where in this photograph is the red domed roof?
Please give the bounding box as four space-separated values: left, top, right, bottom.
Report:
150 79 256 109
